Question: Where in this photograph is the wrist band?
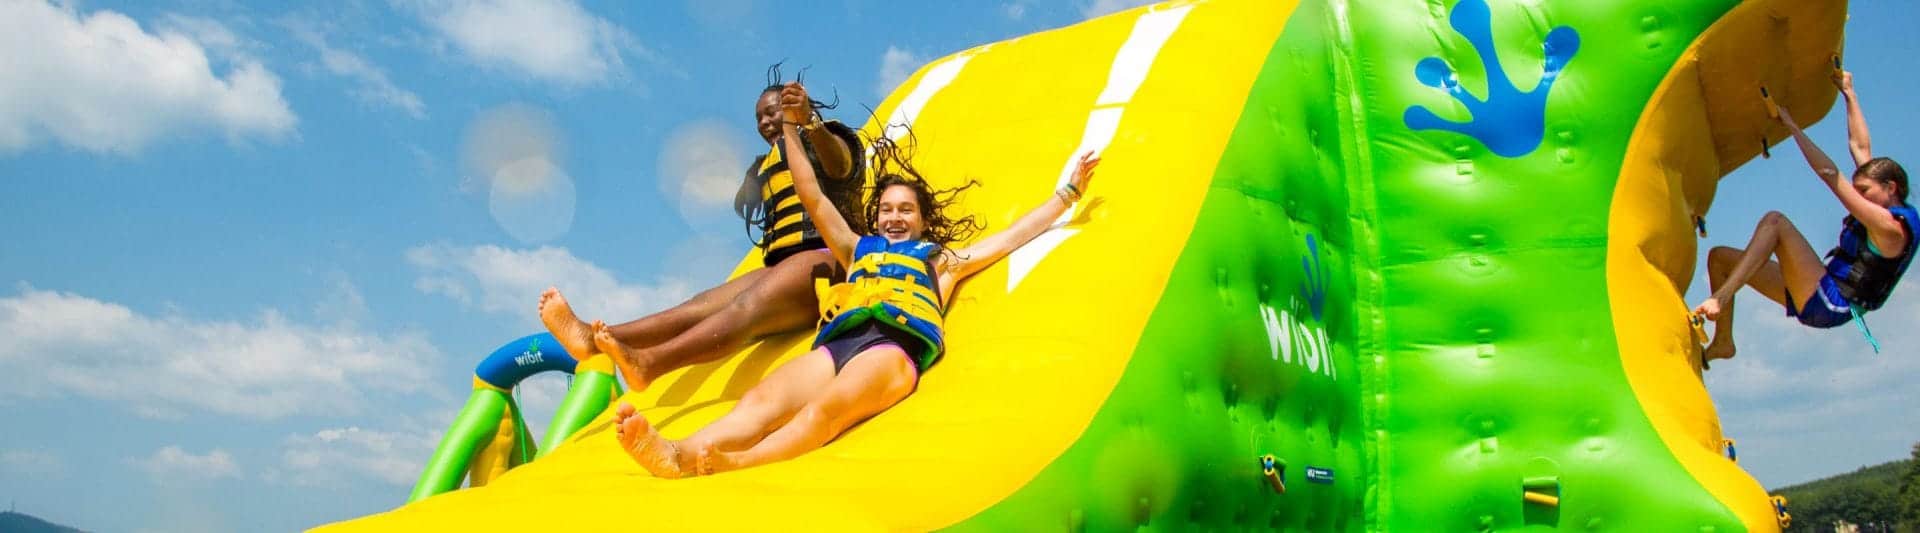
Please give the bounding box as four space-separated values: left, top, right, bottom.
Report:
797 115 823 134
1057 186 1081 203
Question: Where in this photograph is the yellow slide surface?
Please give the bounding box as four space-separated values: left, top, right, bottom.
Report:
319 1 1290 530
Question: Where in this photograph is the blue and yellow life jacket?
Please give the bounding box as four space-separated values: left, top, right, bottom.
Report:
743 121 865 266
815 235 946 370
1824 203 1919 311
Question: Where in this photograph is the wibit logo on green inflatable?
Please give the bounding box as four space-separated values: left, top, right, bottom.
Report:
1403 0 1580 158
1260 234 1334 380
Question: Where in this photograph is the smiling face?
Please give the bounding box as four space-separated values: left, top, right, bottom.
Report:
873 183 927 243
754 89 781 145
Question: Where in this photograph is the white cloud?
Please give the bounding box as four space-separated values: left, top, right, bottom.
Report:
876 46 926 102
130 446 241 482
0 285 441 420
159 14 250 59
659 119 751 229
515 372 570 441
406 244 696 327
401 0 641 87
287 22 426 119
0 1 295 154
1002 2 1029 20
1081 0 1156 19
277 426 436 487
1706 284 1920 486
0 449 66 478
460 104 576 244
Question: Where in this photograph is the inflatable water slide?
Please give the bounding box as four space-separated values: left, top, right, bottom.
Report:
320 0 1846 530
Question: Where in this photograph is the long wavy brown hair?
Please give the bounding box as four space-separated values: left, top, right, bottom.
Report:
862 135 985 252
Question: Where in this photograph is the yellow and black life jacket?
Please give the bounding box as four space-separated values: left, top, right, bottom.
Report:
814 235 945 370
735 121 865 266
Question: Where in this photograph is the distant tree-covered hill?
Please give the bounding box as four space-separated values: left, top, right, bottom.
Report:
1772 455 1915 533
0 510 85 533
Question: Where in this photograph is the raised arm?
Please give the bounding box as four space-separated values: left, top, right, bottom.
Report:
1779 107 1900 234
1835 70 1873 166
939 151 1100 293
777 82 859 264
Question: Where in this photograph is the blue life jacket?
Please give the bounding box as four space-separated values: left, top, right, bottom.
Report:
815 236 946 370
1824 203 1919 311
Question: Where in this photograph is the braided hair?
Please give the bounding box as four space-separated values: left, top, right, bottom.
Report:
731 62 868 246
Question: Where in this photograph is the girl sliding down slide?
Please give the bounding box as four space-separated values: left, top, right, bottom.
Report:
538 68 868 392
607 81 1102 477
1695 70 1916 360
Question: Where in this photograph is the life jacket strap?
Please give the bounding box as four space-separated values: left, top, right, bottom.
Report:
1849 305 1881 354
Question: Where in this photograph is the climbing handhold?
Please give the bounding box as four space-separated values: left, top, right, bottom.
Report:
1689 313 1710 350
1523 475 1560 507
1523 491 1561 507
1260 454 1287 494
1760 86 1779 120
1771 495 1792 529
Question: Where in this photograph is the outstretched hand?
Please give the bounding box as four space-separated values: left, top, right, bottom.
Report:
1832 70 1854 94
777 81 813 126
1069 150 1101 195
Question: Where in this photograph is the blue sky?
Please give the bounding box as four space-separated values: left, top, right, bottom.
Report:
0 1 1914 531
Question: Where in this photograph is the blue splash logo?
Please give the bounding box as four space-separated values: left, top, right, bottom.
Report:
1300 234 1326 322
1403 0 1580 158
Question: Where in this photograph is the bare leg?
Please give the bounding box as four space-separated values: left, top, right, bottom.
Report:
701 346 918 474
538 267 769 384
625 249 838 386
1695 212 1829 360
604 268 768 350
677 349 836 455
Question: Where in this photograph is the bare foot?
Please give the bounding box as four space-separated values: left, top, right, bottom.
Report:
614 403 684 478
1703 340 1736 361
592 321 649 392
694 442 737 476
538 287 595 360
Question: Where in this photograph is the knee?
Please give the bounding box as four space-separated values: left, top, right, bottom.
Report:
1759 210 1793 228
794 404 840 433
720 291 765 322
738 388 772 410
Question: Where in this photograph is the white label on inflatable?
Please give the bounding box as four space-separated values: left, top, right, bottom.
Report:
1008 4 1193 293
1261 301 1335 380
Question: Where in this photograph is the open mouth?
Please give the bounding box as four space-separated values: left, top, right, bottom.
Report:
882 226 909 240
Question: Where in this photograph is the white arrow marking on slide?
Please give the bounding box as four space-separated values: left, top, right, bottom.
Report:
1006 4 1193 292
882 50 978 144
